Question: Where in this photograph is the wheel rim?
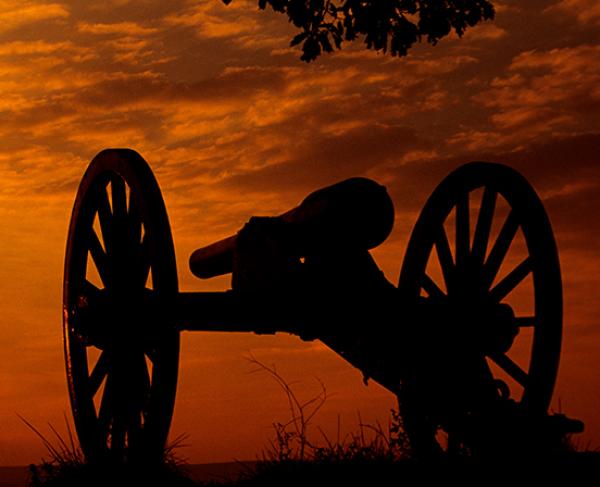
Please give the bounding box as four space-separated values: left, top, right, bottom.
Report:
398 161 562 447
63 149 179 463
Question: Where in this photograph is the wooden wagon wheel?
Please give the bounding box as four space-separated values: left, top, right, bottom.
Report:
63 149 179 463
398 162 562 454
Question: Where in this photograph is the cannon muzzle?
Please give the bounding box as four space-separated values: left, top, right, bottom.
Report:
189 177 395 279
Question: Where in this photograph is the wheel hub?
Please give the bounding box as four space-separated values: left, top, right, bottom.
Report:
461 302 519 356
418 297 519 357
70 288 159 350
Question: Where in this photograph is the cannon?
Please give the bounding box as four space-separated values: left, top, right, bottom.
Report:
63 149 581 463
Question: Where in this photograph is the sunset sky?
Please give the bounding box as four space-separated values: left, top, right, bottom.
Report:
0 0 599 466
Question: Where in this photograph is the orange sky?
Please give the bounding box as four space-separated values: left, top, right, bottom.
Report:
0 0 599 466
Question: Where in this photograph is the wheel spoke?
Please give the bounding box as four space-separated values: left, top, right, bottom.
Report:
88 351 109 396
128 194 142 247
145 348 158 365
128 351 151 409
111 177 127 219
88 230 111 287
471 187 496 266
455 191 470 268
111 415 126 453
489 257 532 302
127 412 143 450
140 356 151 395
435 227 454 294
422 274 445 299
97 373 113 440
489 353 528 387
139 237 151 287
114 351 149 451
132 355 151 439
109 359 131 453
81 279 101 298
96 186 113 254
515 316 535 328
483 210 519 289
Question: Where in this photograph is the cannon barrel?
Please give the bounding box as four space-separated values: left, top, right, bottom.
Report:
189 177 395 279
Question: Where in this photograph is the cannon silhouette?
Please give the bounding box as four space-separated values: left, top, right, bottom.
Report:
63 149 581 463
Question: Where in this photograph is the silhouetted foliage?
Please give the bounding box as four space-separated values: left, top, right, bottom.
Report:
222 0 495 61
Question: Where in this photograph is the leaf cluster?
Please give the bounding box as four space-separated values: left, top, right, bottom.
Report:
223 0 495 61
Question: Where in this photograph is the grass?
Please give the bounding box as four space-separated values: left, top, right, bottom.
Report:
234 357 599 484
19 415 195 487
246 355 411 464
20 360 599 486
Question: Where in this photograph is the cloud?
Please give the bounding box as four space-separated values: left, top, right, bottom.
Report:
220 123 428 197
67 65 281 106
0 40 76 56
376 131 600 219
0 1 69 33
493 2 523 14
77 21 159 36
403 54 479 75
163 0 293 54
0 146 85 201
164 1 260 39
469 44 600 145
545 0 600 26
462 23 508 41
88 0 142 8
0 44 472 203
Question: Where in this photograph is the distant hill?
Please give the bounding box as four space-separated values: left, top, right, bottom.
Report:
0 461 257 487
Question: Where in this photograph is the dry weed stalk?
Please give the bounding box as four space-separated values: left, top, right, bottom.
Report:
246 354 411 464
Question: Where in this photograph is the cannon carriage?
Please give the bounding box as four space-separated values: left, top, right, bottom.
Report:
63 148 580 463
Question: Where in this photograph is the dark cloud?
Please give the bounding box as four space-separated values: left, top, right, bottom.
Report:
379 132 600 215
544 0 600 28
71 66 288 108
223 124 427 194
